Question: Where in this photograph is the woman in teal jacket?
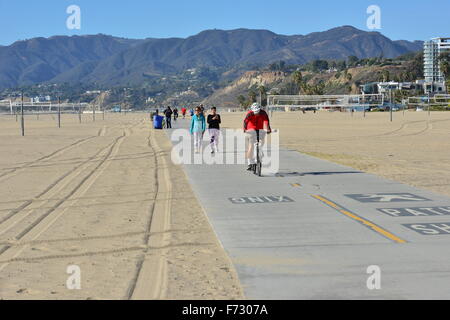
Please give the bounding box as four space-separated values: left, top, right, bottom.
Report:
190 107 206 153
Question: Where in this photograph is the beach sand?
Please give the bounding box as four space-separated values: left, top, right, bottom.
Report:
0 113 243 300
222 110 450 197
1 109 449 299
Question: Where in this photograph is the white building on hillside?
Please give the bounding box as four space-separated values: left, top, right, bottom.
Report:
424 38 450 93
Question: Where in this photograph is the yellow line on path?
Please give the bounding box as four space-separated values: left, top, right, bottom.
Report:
312 195 406 244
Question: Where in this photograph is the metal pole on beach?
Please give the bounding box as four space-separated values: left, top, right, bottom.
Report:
21 92 25 136
390 90 393 122
58 97 61 128
78 101 82 123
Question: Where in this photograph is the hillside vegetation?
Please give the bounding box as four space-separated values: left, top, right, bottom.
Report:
204 53 425 108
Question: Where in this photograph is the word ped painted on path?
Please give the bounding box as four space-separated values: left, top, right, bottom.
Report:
229 196 294 204
345 193 431 203
403 222 450 235
378 206 450 217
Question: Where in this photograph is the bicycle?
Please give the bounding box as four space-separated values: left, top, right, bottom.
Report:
253 130 263 176
252 129 276 176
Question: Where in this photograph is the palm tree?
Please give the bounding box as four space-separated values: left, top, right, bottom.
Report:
237 95 246 108
292 70 303 85
441 60 450 78
312 82 325 95
258 85 266 106
292 70 304 94
439 53 450 81
300 82 311 95
248 90 257 104
382 70 390 82
438 53 450 93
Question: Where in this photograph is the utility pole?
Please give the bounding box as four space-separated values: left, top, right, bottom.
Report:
403 97 405 116
21 92 25 136
93 104 96 122
58 97 61 128
389 89 393 122
78 101 82 123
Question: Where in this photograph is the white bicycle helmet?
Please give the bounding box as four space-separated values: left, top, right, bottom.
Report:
251 103 261 114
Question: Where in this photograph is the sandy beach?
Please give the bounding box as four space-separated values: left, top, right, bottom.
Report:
1 109 450 299
0 113 243 300
222 110 450 197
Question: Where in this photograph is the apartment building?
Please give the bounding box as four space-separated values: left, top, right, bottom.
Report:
424 37 450 83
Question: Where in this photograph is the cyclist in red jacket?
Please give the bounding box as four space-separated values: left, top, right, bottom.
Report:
243 103 271 171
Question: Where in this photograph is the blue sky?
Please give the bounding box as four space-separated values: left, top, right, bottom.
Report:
1 0 449 45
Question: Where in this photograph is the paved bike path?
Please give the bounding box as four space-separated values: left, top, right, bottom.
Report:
167 122 450 299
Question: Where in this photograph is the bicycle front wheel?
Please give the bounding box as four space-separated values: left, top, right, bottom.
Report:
256 161 262 177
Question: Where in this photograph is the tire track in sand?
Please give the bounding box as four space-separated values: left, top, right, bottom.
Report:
126 129 172 300
0 136 97 183
0 126 131 269
0 136 121 233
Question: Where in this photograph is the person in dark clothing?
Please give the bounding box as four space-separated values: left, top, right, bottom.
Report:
164 106 173 129
173 108 178 122
207 106 221 154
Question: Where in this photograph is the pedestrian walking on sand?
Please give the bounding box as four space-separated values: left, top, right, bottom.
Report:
190 106 206 153
207 106 221 154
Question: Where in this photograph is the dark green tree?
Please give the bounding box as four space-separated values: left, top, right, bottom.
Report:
237 95 246 107
347 55 359 67
439 52 450 80
248 90 257 103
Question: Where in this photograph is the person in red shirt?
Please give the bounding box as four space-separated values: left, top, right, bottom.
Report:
243 103 271 171
181 107 187 119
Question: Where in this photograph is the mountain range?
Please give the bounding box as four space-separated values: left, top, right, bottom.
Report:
0 26 423 89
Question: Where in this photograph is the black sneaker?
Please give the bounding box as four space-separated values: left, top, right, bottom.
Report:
247 165 253 171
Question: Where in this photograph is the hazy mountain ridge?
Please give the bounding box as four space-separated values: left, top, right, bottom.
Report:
0 34 145 88
0 26 423 89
